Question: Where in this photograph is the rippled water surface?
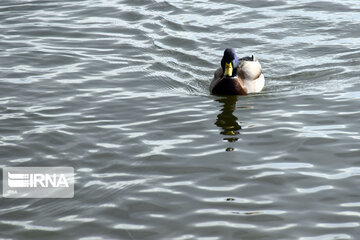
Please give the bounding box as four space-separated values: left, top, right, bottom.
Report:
1 0 360 239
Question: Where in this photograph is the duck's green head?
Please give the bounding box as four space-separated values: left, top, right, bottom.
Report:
221 48 239 78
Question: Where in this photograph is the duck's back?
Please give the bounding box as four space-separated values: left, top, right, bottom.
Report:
211 78 244 95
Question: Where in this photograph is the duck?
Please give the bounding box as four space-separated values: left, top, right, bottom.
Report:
210 48 265 95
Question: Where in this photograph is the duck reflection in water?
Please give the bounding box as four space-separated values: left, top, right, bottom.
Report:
215 96 242 146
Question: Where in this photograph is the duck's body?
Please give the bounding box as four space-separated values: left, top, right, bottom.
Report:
210 49 265 95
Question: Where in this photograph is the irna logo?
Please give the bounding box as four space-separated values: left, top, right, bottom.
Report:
3 167 74 198
8 172 69 188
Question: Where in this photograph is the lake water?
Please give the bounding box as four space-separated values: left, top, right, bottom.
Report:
1 0 360 239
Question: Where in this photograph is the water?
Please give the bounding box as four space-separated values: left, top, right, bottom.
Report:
1 0 360 239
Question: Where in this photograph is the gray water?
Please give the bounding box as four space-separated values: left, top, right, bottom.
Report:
1 0 360 239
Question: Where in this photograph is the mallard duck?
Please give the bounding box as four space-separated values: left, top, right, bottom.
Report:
210 48 265 95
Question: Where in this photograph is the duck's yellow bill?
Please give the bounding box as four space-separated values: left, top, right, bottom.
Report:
224 62 233 77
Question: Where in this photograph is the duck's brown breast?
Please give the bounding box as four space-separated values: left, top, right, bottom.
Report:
211 78 246 95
